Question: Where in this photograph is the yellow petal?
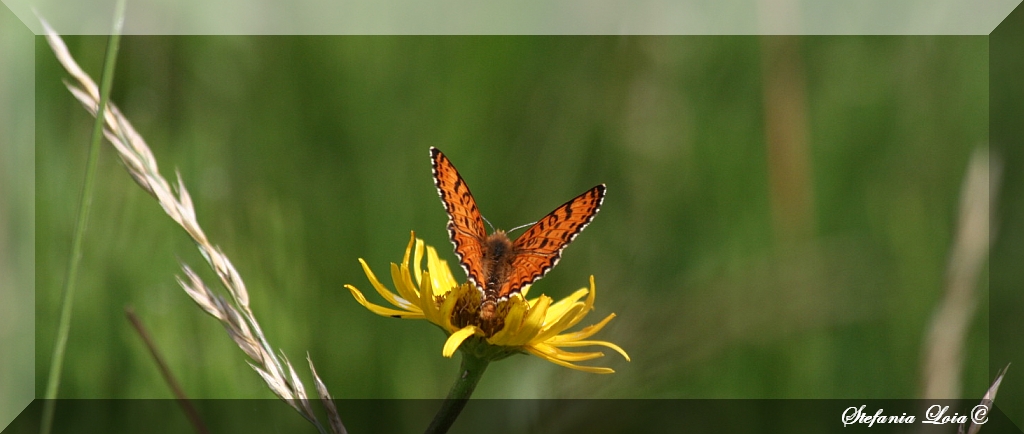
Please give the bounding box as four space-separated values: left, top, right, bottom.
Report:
523 346 614 374
401 232 414 272
545 288 589 321
558 277 598 331
443 326 480 357
437 283 466 332
390 262 420 305
529 342 605 362
426 245 457 296
418 270 442 325
546 313 617 343
488 296 530 344
585 275 596 308
534 303 586 342
346 284 424 319
548 339 630 362
356 259 418 311
506 295 550 346
412 234 424 287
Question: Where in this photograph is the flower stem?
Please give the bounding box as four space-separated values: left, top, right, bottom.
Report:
423 352 489 434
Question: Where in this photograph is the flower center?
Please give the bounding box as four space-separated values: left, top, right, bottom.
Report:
448 287 511 337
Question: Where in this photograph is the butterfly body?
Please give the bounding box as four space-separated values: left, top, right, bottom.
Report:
430 147 605 322
477 230 517 319
482 231 515 288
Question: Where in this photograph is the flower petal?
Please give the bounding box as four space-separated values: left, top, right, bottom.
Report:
548 339 630 362
346 284 424 319
558 276 598 331
421 271 454 331
401 232 414 272
437 283 467 332
534 303 586 342
546 313 617 343
523 346 615 374
529 342 605 362
426 245 457 296
506 295 551 346
443 326 481 357
544 288 589 321
390 262 420 306
412 234 424 287
417 270 440 324
357 258 418 311
488 296 529 345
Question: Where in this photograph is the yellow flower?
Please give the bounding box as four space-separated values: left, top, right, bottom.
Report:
345 232 630 374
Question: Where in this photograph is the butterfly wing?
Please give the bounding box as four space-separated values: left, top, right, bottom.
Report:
430 147 489 289
499 184 606 298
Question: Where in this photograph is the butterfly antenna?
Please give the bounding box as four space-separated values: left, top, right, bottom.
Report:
481 214 496 233
507 221 537 235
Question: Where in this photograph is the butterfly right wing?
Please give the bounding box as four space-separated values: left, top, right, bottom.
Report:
500 184 606 298
430 147 489 289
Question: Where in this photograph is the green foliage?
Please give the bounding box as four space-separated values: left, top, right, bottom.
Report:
35 36 988 401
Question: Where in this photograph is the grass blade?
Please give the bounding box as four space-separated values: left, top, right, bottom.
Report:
39 2 126 433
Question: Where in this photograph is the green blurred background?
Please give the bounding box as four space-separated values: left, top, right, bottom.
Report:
35 35 991 407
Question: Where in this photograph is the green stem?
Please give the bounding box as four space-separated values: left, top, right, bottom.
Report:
423 352 490 434
40 2 126 434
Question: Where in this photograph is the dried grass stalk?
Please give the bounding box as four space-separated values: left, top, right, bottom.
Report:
42 21 345 434
959 364 1009 434
921 147 1000 400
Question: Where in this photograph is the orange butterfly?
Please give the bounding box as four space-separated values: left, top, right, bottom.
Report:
430 147 605 320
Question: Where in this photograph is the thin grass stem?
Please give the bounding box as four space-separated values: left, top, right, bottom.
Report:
40 2 126 433
125 307 210 434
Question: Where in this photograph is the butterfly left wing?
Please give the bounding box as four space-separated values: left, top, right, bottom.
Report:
430 148 490 289
498 184 606 298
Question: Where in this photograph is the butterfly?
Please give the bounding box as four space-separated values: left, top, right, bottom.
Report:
430 147 605 320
